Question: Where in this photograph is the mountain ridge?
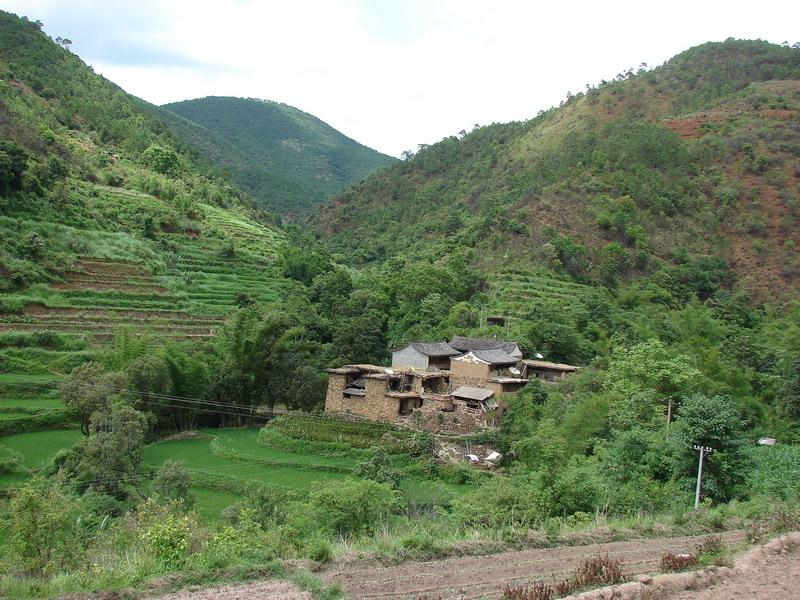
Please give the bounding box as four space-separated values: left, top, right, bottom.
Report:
313 39 800 300
162 95 396 217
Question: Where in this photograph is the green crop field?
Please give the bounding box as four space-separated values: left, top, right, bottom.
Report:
0 429 82 469
138 427 471 520
142 433 356 495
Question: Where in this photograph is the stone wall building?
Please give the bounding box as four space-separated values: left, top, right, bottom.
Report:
324 336 577 433
391 342 460 370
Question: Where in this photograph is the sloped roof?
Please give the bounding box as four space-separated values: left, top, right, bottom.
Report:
392 342 460 357
449 335 519 354
522 359 578 372
452 386 495 401
472 349 520 365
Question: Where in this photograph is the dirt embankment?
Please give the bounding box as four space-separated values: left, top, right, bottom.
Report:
568 531 800 600
320 531 745 600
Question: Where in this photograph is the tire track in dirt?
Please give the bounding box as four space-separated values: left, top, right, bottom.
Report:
320 531 745 600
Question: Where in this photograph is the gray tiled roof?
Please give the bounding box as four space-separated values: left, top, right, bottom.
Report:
449 336 518 354
471 349 520 365
406 342 460 357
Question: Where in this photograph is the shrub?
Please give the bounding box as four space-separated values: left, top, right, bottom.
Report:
661 552 698 572
503 581 555 600
573 555 623 588
305 537 334 563
151 459 194 507
145 512 192 568
310 479 400 537
8 482 76 575
695 535 729 566
451 476 550 529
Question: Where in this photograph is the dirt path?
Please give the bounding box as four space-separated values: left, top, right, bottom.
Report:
320 531 745 600
143 580 312 600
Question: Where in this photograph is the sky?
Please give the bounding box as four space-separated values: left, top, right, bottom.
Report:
4 1 800 157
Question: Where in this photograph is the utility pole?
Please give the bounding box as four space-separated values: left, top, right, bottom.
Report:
692 445 713 510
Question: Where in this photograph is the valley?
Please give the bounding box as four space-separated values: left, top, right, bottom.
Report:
0 8 799 600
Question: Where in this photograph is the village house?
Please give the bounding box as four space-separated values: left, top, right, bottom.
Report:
391 341 460 370
325 336 577 433
449 335 524 359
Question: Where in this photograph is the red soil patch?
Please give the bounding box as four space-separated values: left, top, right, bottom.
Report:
760 108 797 119
663 114 724 139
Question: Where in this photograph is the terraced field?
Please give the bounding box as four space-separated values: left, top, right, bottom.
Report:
140 427 470 520
484 268 596 331
0 198 292 504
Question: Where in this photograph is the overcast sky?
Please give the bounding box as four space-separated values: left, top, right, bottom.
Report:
4 1 800 156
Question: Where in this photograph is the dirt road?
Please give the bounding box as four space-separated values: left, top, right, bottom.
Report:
320 531 745 600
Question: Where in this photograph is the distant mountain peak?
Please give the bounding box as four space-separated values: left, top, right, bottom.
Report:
161 96 396 217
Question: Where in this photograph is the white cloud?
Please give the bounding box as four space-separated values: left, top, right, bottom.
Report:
4 0 800 156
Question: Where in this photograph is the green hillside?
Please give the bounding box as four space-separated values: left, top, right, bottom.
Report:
316 39 800 301
0 11 293 376
162 96 396 217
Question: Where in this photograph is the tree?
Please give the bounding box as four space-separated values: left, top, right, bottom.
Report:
59 362 124 435
671 394 749 501
782 356 800 418
142 144 179 176
79 402 149 498
126 354 170 409
606 339 701 398
0 141 27 195
151 459 194 507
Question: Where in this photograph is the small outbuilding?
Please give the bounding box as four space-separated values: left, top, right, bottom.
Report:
522 359 578 382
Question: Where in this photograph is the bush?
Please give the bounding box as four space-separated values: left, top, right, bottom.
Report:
8 482 77 575
573 555 623 588
305 537 334 563
695 535 729 566
661 552 698 572
151 459 194 507
144 512 192 568
451 476 550 529
309 479 400 537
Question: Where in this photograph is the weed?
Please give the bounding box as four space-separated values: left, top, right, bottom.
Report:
695 535 729 567
503 581 555 600
660 552 698 572
573 555 624 588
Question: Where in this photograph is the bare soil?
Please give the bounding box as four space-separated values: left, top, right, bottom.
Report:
143 580 311 600
319 531 744 600
568 531 800 600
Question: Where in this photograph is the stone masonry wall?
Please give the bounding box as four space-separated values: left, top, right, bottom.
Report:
324 373 348 413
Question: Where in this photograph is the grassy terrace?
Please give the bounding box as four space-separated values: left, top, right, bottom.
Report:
485 268 595 327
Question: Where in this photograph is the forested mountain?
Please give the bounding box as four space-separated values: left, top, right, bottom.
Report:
162 96 396 217
316 39 800 300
